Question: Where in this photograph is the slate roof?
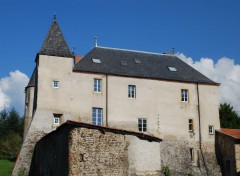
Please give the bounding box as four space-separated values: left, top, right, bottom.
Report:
39 16 74 58
74 46 218 85
26 68 36 88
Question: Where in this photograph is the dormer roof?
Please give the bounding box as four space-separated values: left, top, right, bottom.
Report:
39 16 74 58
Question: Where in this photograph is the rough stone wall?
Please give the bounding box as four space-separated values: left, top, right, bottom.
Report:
12 131 46 176
160 140 221 176
69 128 129 176
215 132 236 176
235 144 240 174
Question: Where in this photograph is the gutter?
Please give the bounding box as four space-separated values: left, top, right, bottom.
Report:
197 83 209 175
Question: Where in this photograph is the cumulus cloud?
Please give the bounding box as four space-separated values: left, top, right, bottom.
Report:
177 53 240 113
0 70 29 115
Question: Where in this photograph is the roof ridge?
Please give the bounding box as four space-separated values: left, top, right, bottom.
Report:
96 46 175 57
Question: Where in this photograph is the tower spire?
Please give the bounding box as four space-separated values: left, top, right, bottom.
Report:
39 17 73 57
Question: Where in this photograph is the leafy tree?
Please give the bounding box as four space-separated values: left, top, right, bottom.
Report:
219 103 240 129
0 108 23 159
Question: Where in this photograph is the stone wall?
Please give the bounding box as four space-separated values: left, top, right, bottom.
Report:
160 140 221 176
12 131 46 176
69 128 129 176
215 131 237 176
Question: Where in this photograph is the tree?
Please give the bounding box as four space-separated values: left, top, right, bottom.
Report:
0 108 23 159
219 103 240 129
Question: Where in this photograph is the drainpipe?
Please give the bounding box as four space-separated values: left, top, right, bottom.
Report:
106 75 108 127
197 83 209 175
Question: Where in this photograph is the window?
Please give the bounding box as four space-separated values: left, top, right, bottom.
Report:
94 79 102 93
53 81 59 88
189 119 194 132
168 66 177 72
138 118 147 132
134 59 141 64
92 58 101 64
128 85 136 98
53 114 61 125
189 148 194 162
92 108 102 126
209 125 214 135
181 89 188 102
121 61 127 66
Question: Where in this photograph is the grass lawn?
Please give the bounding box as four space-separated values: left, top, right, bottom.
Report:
0 159 14 176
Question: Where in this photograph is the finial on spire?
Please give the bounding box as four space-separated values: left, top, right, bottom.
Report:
53 11 56 20
94 35 98 47
172 47 175 54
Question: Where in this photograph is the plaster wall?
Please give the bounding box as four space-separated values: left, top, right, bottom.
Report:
35 55 220 143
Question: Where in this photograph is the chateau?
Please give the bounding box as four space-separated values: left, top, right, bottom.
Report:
13 16 221 175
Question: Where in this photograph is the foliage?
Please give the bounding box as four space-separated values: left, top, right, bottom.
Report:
0 159 14 176
0 108 23 160
161 165 172 176
186 173 193 176
219 103 240 129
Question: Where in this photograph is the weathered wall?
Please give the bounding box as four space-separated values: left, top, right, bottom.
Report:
160 140 221 176
28 126 70 176
215 131 237 176
69 128 129 176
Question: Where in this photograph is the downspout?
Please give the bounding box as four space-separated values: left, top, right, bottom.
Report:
197 83 209 176
106 75 108 127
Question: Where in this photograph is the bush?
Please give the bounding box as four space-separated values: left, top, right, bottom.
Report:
161 165 172 176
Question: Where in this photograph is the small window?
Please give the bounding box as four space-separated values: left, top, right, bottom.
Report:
121 61 127 66
53 114 62 125
53 81 59 88
92 108 102 126
138 118 147 132
128 85 136 98
134 59 141 64
181 89 188 102
189 119 194 132
168 66 177 72
209 125 214 135
92 58 101 64
94 79 102 93
189 148 194 162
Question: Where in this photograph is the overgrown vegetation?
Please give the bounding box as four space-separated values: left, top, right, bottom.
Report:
0 108 23 160
161 165 172 176
219 103 240 129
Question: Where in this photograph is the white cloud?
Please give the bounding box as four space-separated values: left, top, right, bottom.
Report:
0 70 29 115
177 53 240 113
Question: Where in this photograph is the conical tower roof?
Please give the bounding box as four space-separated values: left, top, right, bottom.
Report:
39 16 74 57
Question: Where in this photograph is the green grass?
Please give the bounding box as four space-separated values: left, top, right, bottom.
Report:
0 159 14 176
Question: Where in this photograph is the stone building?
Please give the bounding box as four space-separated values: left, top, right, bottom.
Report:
29 120 161 176
216 128 240 176
13 16 221 175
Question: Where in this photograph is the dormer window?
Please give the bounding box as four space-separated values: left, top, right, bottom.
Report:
134 59 141 64
168 66 177 72
121 61 127 66
92 58 101 64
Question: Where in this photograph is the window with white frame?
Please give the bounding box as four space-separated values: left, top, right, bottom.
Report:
189 119 194 132
53 81 59 88
209 125 214 135
128 85 136 98
181 89 188 102
94 79 102 93
138 118 147 132
189 148 194 162
53 114 62 125
92 108 102 126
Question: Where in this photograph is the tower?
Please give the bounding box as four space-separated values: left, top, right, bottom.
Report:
13 16 74 175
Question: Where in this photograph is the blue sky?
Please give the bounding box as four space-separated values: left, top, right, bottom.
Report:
0 0 240 114
0 0 240 77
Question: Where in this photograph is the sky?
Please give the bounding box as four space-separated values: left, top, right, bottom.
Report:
0 0 240 115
